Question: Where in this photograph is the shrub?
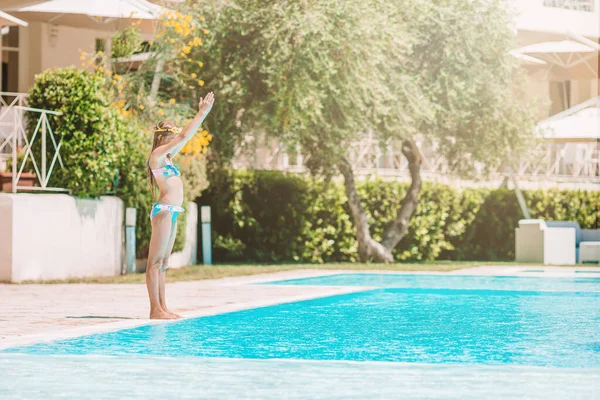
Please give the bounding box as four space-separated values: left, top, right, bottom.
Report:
28 67 123 197
198 169 600 263
111 27 142 59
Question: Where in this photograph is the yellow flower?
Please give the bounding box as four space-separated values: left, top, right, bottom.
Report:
80 55 85 61
207 134 213 141
191 73 197 78
184 15 192 22
157 109 164 115
198 80 204 86
183 46 191 54
99 66 105 73
97 50 103 56
202 130 208 136
170 38 175 44
197 61 204 67
202 147 208 154
139 105 145 110
169 98 176 104
203 29 209 34
200 16 205 21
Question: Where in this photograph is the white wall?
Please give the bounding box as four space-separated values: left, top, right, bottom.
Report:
0 194 123 282
512 0 600 38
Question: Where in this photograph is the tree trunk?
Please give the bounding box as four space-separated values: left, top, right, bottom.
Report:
380 138 423 250
337 156 394 263
337 138 423 263
149 58 165 100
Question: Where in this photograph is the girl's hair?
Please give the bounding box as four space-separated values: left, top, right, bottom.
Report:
147 120 178 193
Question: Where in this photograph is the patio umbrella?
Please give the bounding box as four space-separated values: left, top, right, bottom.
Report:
6 0 164 33
515 39 598 80
509 50 547 66
0 10 28 26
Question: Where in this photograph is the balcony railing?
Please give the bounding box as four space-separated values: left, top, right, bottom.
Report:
231 133 600 189
0 92 66 193
543 0 594 12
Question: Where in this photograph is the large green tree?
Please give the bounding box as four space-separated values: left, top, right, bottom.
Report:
152 0 535 262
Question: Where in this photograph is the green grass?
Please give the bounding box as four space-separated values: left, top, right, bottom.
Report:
13 261 534 285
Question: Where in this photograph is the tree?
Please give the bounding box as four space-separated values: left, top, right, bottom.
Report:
150 0 535 262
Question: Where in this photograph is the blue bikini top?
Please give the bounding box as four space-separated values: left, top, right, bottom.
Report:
149 155 181 178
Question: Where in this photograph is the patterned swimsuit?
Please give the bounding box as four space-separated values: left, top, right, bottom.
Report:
149 156 185 221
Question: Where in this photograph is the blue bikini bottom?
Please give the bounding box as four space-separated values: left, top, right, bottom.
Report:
150 203 185 221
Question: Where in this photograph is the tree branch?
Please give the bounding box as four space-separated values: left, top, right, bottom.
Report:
381 138 422 250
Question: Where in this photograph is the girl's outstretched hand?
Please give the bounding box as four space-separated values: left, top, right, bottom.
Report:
198 92 215 117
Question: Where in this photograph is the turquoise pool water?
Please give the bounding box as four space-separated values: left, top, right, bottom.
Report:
5 277 600 368
2 273 600 399
267 272 600 292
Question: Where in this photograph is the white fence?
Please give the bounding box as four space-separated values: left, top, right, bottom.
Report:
0 92 66 192
231 133 600 189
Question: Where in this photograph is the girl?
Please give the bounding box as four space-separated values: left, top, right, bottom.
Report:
146 92 215 319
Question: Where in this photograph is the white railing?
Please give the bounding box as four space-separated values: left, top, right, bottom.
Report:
0 92 29 160
543 0 594 12
0 105 65 193
231 133 600 188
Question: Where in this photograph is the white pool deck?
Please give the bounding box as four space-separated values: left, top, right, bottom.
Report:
1 265 599 350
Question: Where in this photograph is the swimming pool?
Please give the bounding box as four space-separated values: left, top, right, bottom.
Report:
2 273 600 399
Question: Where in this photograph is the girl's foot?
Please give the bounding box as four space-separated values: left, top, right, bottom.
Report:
161 306 182 319
150 308 178 320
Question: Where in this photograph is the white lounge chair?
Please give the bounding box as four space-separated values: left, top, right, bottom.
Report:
515 219 576 265
515 219 600 265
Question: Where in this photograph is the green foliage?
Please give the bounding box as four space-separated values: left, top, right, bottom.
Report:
111 27 142 59
199 170 599 263
5 149 32 173
28 67 123 197
113 118 154 258
154 0 534 174
405 0 536 171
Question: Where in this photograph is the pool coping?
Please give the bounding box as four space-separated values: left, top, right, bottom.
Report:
0 282 370 351
2 265 599 351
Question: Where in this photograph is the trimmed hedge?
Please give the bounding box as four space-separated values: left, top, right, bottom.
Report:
198 169 599 263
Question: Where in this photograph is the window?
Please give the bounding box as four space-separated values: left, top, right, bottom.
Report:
1 26 20 93
543 0 594 12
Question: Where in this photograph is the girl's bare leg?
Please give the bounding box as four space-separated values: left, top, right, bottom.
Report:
159 217 181 318
146 211 177 320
